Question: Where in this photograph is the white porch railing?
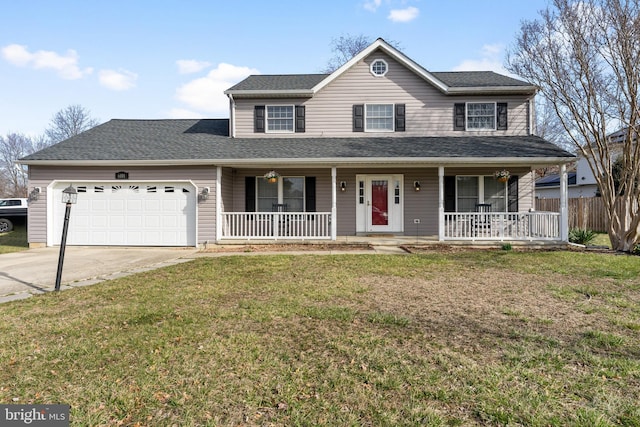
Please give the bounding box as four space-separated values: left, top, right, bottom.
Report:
443 211 561 241
221 212 332 240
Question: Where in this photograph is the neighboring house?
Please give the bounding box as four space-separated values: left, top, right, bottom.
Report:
20 38 574 247
536 156 598 198
536 126 637 199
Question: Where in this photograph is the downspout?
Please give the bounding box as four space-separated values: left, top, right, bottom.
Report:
227 94 236 138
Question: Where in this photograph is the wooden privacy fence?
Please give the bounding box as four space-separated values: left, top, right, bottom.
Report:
535 197 624 232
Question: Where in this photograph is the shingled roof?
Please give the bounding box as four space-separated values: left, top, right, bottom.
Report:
21 119 574 165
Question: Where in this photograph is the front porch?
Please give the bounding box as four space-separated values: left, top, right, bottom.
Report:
219 210 561 242
215 165 570 244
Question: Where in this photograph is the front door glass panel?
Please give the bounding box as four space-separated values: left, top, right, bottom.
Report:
371 180 389 226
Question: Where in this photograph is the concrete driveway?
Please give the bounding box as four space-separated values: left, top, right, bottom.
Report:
0 246 198 303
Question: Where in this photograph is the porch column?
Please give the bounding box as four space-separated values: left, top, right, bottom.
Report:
215 166 222 242
559 163 569 242
438 166 444 241
331 166 337 240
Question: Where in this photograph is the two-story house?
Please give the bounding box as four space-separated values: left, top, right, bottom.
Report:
20 39 574 248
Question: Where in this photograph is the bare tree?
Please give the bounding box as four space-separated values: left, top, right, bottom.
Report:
45 104 99 144
507 0 640 252
322 34 402 73
0 133 34 197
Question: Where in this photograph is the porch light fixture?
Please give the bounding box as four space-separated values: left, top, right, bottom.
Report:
55 185 78 291
199 187 210 202
414 181 421 192
340 181 347 192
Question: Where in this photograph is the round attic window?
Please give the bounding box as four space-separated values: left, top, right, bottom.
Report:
370 59 388 77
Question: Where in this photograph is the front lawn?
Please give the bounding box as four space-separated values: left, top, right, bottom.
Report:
1 251 639 426
0 222 28 254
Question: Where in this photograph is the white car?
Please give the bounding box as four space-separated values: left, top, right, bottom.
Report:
0 198 28 233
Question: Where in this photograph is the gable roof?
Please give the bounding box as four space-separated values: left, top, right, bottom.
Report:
225 38 537 97
20 119 575 167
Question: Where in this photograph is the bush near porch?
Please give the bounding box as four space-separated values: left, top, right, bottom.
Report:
1 251 639 425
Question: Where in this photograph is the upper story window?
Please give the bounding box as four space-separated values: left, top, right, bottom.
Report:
366 104 394 131
254 105 305 133
353 103 405 132
467 103 496 130
454 102 508 131
267 105 294 133
370 59 388 77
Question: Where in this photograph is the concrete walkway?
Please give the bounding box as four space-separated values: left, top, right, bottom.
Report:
0 245 408 304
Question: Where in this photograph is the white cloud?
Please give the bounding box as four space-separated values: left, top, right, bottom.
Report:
388 6 419 23
1 43 93 79
99 69 138 91
175 63 259 116
452 43 511 74
363 0 381 12
176 59 212 74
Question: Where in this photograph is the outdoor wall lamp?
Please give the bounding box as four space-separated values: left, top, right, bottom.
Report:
29 187 41 202
340 181 347 192
414 181 421 192
199 187 210 202
55 185 78 291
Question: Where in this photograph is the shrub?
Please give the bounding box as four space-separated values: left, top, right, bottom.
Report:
501 243 512 251
569 228 597 245
632 243 640 256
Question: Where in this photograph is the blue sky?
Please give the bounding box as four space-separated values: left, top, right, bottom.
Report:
1 0 550 137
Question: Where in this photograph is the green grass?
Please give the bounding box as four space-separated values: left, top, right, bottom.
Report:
0 222 28 254
1 251 639 426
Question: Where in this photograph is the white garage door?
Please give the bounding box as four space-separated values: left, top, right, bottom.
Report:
52 182 197 246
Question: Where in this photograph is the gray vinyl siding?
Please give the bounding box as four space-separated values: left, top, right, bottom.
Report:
27 165 216 246
234 49 533 138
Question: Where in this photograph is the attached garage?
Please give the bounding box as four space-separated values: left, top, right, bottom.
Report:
49 181 197 246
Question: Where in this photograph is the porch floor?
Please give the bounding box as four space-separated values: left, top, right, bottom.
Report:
213 235 567 248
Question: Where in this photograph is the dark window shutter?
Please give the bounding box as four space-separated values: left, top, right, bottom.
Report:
497 103 508 130
395 104 406 132
353 104 364 132
254 105 265 133
454 103 465 131
295 105 305 133
508 175 518 212
245 176 256 212
444 176 456 212
305 177 316 212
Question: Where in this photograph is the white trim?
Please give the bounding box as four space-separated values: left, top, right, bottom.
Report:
216 166 222 242
438 166 444 241
560 164 569 242
331 167 337 240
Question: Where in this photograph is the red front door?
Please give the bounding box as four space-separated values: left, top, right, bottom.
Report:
371 180 389 226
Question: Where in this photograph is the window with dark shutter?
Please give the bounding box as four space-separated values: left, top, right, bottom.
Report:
254 106 265 133
454 103 465 131
395 104 406 132
245 176 256 212
305 177 316 212
353 104 364 132
295 105 305 133
497 103 508 130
